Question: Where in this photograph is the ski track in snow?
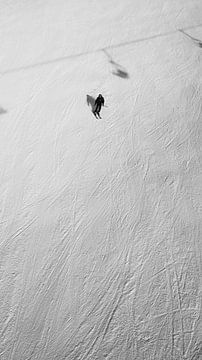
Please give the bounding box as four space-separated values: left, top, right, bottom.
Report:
0 1 202 359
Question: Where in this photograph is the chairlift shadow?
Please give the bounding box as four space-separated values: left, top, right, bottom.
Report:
0 107 7 115
104 50 130 79
111 65 129 79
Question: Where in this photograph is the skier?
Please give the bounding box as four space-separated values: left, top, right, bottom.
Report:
93 94 105 118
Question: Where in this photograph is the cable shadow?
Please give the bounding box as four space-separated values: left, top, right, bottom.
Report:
179 29 202 48
2 23 202 75
103 49 129 79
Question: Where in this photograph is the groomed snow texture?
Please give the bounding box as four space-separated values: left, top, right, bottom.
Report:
0 1 202 359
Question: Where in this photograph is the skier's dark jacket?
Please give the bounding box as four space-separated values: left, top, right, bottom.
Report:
95 95 104 106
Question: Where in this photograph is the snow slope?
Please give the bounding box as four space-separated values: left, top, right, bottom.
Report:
0 1 202 359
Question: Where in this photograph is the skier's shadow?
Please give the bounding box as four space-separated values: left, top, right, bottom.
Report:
86 95 95 113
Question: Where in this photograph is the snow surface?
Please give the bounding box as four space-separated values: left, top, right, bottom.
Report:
0 1 202 359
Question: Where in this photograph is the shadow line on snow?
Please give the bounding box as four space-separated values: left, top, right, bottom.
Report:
179 29 202 48
1 23 202 75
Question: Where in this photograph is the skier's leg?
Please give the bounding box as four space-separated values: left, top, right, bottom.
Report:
97 104 102 117
97 104 101 115
93 103 98 114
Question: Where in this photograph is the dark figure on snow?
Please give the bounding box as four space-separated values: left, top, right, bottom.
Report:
94 94 105 118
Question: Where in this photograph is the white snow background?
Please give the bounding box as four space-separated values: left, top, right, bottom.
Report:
0 1 202 359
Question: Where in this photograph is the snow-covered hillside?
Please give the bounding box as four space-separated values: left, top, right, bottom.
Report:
0 1 202 359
